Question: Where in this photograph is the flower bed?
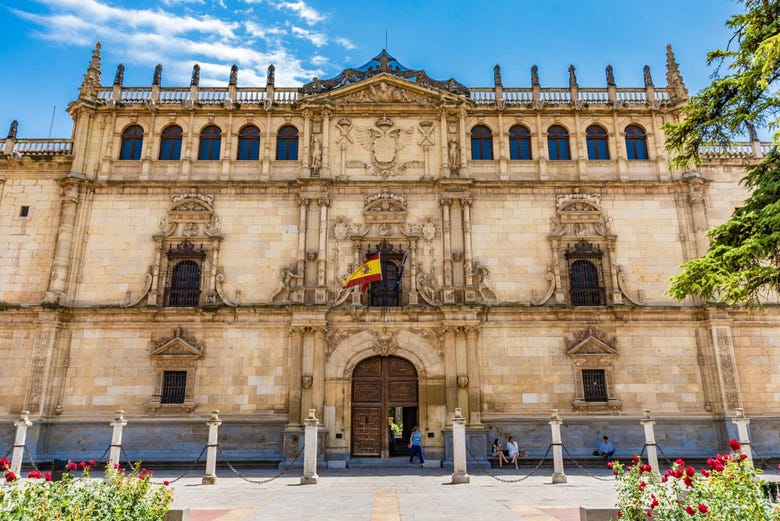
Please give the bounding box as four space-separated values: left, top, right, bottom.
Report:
0 457 172 521
611 440 779 520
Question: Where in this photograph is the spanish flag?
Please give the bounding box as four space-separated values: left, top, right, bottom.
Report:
343 253 382 290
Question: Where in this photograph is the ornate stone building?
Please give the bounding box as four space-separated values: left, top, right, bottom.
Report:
1 43 777 464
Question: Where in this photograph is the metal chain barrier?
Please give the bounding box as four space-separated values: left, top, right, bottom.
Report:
216 443 304 486
119 445 208 485
98 444 110 464
749 446 773 470
3 446 11 459
466 442 552 483
561 443 614 482
653 444 675 468
24 446 40 473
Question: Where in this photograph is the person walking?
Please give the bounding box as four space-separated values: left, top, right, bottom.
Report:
408 426 425 467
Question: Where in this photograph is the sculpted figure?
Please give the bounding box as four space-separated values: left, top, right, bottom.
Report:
448 138 460 172
229 64 238 86
310 137 322 174
416 267 437 305
267 64 275 86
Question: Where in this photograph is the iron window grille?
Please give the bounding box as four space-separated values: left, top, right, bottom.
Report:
582 369 608 402
161 371 187 404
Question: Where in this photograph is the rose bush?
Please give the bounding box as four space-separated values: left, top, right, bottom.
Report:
0 460 172 521
612 440 780 520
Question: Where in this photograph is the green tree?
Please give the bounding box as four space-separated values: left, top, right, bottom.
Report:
665 0 780 306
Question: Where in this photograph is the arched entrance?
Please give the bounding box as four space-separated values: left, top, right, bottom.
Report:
351 356 418 458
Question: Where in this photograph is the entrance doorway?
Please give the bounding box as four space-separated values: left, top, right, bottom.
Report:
351 356 418 458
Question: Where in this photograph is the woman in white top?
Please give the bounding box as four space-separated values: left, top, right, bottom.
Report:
506 436 520 469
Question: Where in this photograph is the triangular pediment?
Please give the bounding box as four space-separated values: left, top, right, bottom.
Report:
313 74 456 105
300 50 468 101
152 328 204 359
567 330 617 357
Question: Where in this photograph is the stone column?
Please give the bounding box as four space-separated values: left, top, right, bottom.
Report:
640 410 659 473
683 172 709 257
408 239 418 305
549 409 567 483
301 409 319 485
316 198 329 303
439 110 449 177
287 327 305 427
732 408 753 463
465 327 482 426
10 411 32 475
44 174 84 304
441 199 453 303
108 410 127 470
301 110 311 176
321 109 331 177
312 327 326 417
296 198 309 299
462 198 473 287
450 408 470 484
443 327 458 418
458 108 469 177
202 410 221 485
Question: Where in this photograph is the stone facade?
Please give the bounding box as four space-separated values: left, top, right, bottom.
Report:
0 43 778 464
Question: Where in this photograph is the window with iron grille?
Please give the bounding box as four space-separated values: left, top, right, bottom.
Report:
161 371 187 404
582 369 608 402
165 260 201 307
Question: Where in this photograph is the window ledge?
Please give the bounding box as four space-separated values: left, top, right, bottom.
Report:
572 399 622 412
146 401 198 415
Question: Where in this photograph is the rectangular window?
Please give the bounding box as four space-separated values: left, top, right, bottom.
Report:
19 206 29 217
161 371 187 404
237 139 259 160
582 369 608 402
509 139 532 160
160 139 182 160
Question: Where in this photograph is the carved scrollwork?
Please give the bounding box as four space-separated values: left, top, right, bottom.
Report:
121 266 153 308
531 266 556 306
616 266 645 306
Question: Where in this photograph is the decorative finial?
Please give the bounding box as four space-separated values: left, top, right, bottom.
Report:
7 120 18 139
605 65 615 86
229 64 238 86
531 65 539 86
568 65 577 87
267 64 275 86
89 41 102 71
191 64 201 86
113 64 124 86
153 64 162 86
79 41 103 98
665 44 688 100
643 65 653 87
493 64 502 87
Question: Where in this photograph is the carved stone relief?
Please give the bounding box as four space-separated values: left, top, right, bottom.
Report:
355 116 415 177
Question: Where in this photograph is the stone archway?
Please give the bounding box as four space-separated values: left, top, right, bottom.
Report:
351 356 417 458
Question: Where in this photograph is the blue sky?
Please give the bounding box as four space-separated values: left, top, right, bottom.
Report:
0 0 743 139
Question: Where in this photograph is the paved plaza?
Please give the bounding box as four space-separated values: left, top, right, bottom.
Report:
155 462 779 521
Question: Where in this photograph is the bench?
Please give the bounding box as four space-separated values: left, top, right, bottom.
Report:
487 450 527 468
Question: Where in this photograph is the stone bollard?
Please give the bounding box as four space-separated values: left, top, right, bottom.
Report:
732 408 753 463
10 411 32 475
202 410 221 485
450 408 470 484
641 410 660 473
300 409 319 485
108 410 127 470
549 409 567 483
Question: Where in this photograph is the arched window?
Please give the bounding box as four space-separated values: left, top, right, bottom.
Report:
470 125 493 160
159 125 182 160
165 260 201 307
237 125 261 160
198 126 221 160
547 125 571 160
276 125 299 160
586 125 610 160
119 125 143 160
569 259 604 306
625 125 649 160
509 125 532 160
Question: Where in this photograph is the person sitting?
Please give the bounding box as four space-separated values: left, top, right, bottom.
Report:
491 438 508 468
506 436 520 469
599 435 615 463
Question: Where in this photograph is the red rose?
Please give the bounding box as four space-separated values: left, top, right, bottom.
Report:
642 464 652 473
163 480 170 486
44 472 52 481
740 453 748 460
713 462 725 472
632 455 640 464
89 460 96 466
700 469 710 477
78 461 87 469
607 461 614 469
4 471 17 482
0 457 9 471
27 470 42 479
617 512 622 518
638 481 646 491
675 458 685 466
683 477 692 487
684 505 695 515
698 504 708 514
728 439 741 451
65 462 77 471
661 476 668 482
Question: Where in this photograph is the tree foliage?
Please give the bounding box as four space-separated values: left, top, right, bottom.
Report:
665 0 780 306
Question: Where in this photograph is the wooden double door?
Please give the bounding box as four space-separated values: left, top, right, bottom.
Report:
351 356 418 458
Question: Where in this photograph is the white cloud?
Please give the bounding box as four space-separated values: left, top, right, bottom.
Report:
334 37 355 50
272 1 325 25
13 0 350 86
291 26 327 47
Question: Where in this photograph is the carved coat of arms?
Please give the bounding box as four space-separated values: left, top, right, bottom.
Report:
356 116 414 177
